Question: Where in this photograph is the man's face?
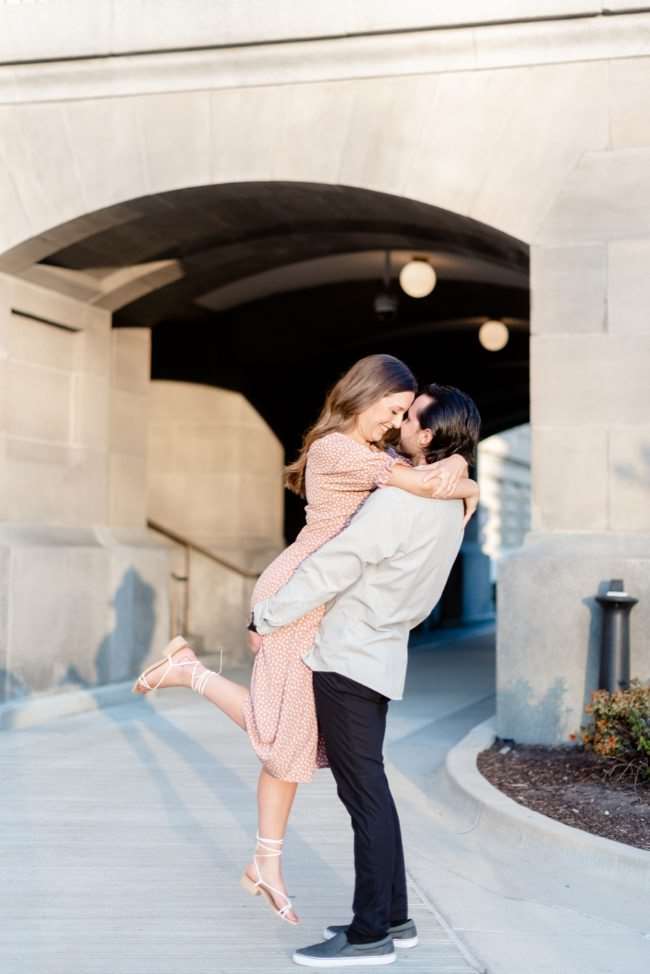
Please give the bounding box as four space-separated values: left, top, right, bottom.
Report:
398 394 433 459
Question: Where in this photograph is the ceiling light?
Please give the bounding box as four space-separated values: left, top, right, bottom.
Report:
399 259 437 298
479 319 509 351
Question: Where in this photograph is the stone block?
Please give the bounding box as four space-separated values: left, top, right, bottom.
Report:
0 1 112 63
265 81 358 186
5 441 108 526
469 61 608 242
497 533 650 745
536 146 650 245
111 329 150 395
6 360 71 442
0 147 32 259
608 428 650 533
171 422 241 472
610 56 650 149
139 91 211 192
6 542 110 695
245 427 284 475
109 453 147 528
530 244 606 334
0 105 84 252
8 308 79 370
532 427 607 532
608 239 650 335
110 389 148 458
79 321 111 378
210 83 350 188
186 550 251 661
10 277 89 333
149 381 245 424
147 472 188 532
180 473 243 543
531 334 650 427
239 475 285 544
62 97 148 214
0 531 170 699
70 372 110 448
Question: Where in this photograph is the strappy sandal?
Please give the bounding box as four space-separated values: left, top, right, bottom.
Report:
131 636 223 696
240 834 299 925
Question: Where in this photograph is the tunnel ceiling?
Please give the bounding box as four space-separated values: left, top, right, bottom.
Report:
34 181 529 531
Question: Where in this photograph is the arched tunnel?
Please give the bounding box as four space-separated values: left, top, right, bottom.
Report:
22 181 529 541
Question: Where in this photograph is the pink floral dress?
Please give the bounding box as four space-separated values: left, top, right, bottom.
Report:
242 432 402 783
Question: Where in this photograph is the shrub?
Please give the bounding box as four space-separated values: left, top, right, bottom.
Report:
580 680 650 786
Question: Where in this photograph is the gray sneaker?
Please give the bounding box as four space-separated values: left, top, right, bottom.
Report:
324 919 418 950
292 931 396 967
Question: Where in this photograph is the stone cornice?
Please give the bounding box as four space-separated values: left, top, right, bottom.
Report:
1 11 650 106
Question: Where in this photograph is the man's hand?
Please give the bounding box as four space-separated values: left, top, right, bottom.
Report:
417 454 468 498
248 629 262 656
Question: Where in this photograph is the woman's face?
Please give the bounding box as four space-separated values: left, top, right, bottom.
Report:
354 391 415 444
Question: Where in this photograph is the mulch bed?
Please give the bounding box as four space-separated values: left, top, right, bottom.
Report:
477 741 650 851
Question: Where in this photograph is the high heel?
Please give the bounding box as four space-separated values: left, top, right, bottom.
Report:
131 637 223 695
240 834 298 925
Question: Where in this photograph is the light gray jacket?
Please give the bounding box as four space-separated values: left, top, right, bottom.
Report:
253 487 464 700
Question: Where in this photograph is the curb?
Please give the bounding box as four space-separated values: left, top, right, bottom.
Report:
0 679 136 731
0 653 234 732
443 717 650 887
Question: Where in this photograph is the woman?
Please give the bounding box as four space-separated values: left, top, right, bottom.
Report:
133 354 478 925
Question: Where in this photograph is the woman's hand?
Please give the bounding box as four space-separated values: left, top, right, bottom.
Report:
417 454 468 497
248 629 262 656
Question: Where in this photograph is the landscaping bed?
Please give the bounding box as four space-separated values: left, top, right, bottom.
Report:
477 741 650 851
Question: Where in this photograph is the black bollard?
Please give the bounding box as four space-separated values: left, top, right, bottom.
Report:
596 579 638 693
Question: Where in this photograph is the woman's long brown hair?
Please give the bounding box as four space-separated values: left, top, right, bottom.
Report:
285 354 416 497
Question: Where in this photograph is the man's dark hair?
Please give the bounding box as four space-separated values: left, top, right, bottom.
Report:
417 384 481 465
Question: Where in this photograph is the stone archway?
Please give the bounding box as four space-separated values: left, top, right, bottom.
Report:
0 177 529 696
1 41 649 742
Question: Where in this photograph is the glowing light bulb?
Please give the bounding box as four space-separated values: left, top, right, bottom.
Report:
399 259 437 298
479 319 509 351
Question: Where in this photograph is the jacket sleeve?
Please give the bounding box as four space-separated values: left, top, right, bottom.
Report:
252 489 408 634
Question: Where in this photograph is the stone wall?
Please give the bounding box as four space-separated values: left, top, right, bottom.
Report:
0 274 170 702
497 117 650 743
147 381 285 660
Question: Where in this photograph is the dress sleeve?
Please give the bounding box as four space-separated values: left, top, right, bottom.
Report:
307 433 406 493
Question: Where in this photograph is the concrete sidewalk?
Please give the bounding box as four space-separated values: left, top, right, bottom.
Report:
6 625 645 974
0 632 490 974
387 631 650 974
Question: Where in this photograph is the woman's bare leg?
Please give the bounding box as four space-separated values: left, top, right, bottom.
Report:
134 645 249 730
200 671 249 730
244 767 300 923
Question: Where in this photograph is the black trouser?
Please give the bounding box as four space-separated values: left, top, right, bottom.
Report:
313 671 408 944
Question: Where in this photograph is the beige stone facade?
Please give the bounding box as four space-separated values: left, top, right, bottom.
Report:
0 4 648 740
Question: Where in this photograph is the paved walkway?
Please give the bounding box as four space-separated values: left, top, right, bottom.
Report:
389 632 650 974
1 629 494 974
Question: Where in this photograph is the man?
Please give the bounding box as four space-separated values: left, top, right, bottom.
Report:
251 384 480 967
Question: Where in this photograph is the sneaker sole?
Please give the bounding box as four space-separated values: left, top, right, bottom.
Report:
323 929 418 950
292 951 396 967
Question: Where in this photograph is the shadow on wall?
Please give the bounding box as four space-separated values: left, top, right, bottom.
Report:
0 668 30 704
497 677 571 744
613 443 650 491
62 567 156 690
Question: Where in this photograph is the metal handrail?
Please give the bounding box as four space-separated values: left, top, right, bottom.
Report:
146 519 261 580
